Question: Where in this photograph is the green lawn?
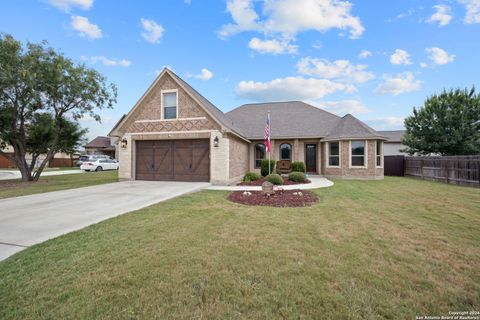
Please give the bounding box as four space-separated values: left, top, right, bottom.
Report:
0 177 479 319
0 171 118 199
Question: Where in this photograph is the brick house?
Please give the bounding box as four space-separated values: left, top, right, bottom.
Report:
109 68 387 184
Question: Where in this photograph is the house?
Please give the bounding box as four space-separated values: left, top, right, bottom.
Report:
377 130 407 156
109 68 387 184
0 144 78 168
85 136 117 159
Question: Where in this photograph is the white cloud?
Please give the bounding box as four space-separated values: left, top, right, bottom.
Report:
358 50 372 59
83 56 131 67
317 99 370 115
235 76 356 101
365 117 405 130
425 47 455 65
459 0 480 24
248 37 298 55
140 18 164 44
375 72 422 96
47 0 93 11
390 49 412 65
70 16 102 39
420 62 428 68
219 0 364 39
297 57 374 83
427 5 453 26
195 68 213 81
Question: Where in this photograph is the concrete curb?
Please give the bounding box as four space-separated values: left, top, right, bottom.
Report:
206 177 334 191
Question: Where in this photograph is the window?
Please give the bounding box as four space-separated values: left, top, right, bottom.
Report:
255 143 266 168
162 92 177 119
279 143 291 160
328 142 340 166
376 140 382 167
351 140 365 167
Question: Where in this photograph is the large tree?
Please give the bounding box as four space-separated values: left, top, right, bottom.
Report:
0 34 117 181
402 87 480 156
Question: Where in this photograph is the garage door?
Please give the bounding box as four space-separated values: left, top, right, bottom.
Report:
135 139 210 182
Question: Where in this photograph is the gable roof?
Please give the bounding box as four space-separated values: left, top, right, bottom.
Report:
377 130 405 142
85 136 111 148
323 114 387 141
109 69 385 142
167 70 246 137
226 101 341 139
109 68 247 140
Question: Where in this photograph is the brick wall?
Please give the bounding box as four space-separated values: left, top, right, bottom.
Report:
323 140 384 179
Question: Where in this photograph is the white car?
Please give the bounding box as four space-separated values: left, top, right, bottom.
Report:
80 159 119 172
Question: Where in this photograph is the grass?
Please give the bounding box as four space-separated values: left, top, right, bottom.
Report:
0 177 479 319
0 171 118 199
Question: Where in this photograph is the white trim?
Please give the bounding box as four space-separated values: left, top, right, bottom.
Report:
126 130 214 136
349 140 367 168
135 117 207 123
375 140 384 168
326 141 341 168
161 89 178 120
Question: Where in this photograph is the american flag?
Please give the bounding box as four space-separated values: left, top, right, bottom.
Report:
264 113 271 152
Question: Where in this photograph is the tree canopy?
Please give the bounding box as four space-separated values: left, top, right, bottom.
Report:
0 33 117 181
402 87 480 156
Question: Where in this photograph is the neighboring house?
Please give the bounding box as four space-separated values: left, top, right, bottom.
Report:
377 130 407 156
109 68 387 184
85 136 117 159
0 145 77 168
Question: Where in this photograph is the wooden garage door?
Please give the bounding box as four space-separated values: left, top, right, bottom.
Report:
135 140 210 182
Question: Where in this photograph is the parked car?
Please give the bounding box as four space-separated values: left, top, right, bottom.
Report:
80 159 119 172
76 154 111 167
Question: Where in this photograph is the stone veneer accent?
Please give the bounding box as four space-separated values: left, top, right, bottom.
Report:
322 140 383 179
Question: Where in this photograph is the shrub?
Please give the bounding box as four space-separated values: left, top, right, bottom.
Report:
265 173 283 185
260 159 276 177
289 171 307 182
243 172 261 182
291 161 306 173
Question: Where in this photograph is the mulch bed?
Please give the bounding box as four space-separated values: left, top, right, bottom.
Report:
227 189 319 207
237 177 311 186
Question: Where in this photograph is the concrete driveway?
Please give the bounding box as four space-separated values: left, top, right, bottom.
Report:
0 180 209 261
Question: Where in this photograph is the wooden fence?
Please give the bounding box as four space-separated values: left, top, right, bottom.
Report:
405 156 480 187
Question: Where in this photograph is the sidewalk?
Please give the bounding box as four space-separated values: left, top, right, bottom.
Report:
207 176 333 191
0 169 83 181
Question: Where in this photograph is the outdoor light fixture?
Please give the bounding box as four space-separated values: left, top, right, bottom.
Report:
121 138 127 149
213 136 219 147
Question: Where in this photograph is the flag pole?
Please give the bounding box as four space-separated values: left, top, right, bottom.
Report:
268 111 271 175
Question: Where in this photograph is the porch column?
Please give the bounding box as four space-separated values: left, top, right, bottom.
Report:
294 139 299 162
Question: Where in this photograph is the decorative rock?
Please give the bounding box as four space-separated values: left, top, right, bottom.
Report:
262 181 274 195
242 191 252 196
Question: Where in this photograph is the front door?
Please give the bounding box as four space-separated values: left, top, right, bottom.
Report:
305 144 317 172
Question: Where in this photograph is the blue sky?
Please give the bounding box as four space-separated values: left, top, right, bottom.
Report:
1 0 479 140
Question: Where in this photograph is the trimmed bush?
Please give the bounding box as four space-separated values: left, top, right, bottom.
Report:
265 173 283 185
260 159 276 177
288 171 307 182
242 172 261 182
291 161 306 173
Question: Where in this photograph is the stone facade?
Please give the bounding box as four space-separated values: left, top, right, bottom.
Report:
229 134 249 180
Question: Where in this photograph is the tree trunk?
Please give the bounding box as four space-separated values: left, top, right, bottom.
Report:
32 149 56 181
10 141 33 182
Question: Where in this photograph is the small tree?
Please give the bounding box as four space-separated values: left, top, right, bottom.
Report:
402 87 480 155
0 34 117 181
